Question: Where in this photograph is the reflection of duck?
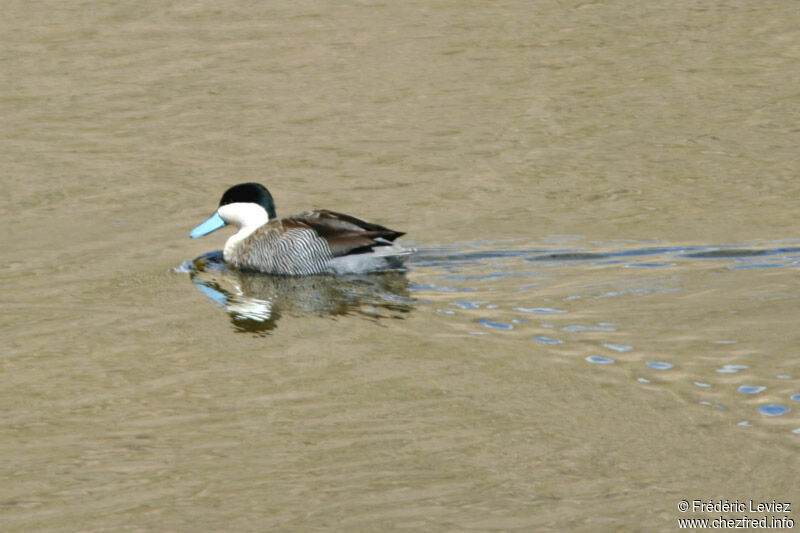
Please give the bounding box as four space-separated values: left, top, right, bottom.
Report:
185 251 414 334
190 183 412 275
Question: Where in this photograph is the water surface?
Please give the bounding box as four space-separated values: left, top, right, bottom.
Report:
3 1 800 531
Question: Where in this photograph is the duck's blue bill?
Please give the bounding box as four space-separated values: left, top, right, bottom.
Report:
190 212 227 238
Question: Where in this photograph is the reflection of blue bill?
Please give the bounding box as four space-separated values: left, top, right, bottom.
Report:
193 282 228 307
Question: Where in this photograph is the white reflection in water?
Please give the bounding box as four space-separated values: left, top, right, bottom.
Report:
180 251 414 334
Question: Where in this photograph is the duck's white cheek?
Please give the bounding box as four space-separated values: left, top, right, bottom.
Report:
218 202 270 229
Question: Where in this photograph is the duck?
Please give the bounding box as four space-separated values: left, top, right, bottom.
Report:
190 182 413 275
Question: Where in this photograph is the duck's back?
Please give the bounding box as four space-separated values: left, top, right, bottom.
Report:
227 210 409 275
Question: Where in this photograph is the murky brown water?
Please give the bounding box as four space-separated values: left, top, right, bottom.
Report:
3 1 799 531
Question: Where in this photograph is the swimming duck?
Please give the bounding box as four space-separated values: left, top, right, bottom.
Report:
190 182 412 275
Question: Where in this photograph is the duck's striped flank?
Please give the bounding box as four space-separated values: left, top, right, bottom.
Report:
230 227 334 275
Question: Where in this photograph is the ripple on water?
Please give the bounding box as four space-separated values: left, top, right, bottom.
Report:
586 355 615 364
624 262 676 268
513 307 567 314
715 364 748 374
453 301 482 309
758 404 791 417
603 343 633 352
646 361 674 370
411 242 800 439
410 282 474 293
730 263 791 270
562 325 617 332
738 386 767 394
477 318 513 330
683 249 773 259
532 336 563 345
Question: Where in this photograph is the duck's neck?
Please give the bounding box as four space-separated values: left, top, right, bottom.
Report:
218 202 270 260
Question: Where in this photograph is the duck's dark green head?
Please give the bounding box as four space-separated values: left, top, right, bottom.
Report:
191 182 277 239
218 182 277 219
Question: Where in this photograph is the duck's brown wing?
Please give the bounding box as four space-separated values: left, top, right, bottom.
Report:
283 209 405 258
